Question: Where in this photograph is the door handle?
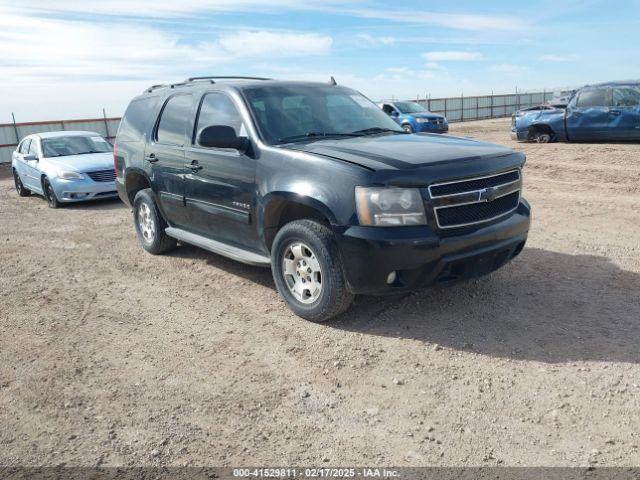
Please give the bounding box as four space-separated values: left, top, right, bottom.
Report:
186 161 203 172
144 153 158 163
608 109 621 116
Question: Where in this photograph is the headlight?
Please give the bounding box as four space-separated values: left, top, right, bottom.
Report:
355 187 427 226
415 118 429 123
57 170 85 180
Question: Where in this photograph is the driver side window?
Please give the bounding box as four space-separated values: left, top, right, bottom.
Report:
28 139 39 158
18 139 31 154
195 93 246 143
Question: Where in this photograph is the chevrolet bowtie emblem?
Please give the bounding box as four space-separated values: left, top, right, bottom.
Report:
478 186 500 202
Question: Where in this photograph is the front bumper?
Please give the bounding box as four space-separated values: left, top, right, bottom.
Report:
334 200 530 294
417 123 448 133
51 176 118 203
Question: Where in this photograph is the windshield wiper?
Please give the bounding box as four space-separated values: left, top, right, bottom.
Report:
350 127 405 136
278 132 362 143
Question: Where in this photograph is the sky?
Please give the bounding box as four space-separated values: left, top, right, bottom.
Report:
1 0 639 122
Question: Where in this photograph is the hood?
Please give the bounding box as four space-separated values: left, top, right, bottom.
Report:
45 152 113 172
410 112 444 120
284 133 516 171
284 133 525 186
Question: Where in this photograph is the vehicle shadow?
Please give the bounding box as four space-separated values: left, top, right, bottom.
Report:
63 198 126 211
165 244 639 364
330 247 640 364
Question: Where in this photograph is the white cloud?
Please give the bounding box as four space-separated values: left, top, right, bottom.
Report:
355 33 396 47
218 31 332 57
422 51 483 61
491 63 527 73
346 9 527 31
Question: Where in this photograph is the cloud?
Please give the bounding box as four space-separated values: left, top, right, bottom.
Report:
491 63 527 73
346 9 527 31
422 51 483 61
219 31 332 57
0 11 332 83
355 33 396 47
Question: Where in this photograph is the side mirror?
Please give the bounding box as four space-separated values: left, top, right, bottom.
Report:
23 154 38 161
391 111 399 118
197 125 248 151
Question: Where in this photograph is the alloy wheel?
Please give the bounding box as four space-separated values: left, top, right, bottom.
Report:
282 242 323 304
137 202 156 243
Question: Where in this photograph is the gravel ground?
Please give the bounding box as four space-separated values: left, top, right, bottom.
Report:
1 117 639 467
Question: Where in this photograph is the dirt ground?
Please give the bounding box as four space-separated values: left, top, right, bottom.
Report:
1 117 639 468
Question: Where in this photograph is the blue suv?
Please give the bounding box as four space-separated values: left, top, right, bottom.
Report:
381 102 448 134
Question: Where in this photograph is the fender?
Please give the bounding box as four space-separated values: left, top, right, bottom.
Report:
260 191 339 226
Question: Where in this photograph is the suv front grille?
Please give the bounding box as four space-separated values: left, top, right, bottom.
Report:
429 169 521 229
87 169 116 182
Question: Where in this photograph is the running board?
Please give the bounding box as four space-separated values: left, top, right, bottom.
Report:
165 227 271 267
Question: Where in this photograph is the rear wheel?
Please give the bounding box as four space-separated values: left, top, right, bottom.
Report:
271 219 353 322
13 169 30 197
133 188 177 254
42 177 60 208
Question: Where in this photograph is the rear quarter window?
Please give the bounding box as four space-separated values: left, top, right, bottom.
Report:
118 96 160 142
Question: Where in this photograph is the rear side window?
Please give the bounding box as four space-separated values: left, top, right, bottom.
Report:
576 89 607 108
156 95 194 146
118 96 160 142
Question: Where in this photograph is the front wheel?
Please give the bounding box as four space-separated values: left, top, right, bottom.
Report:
402 124 414 133
42 177 61 208
13 169 30 197
271 219 353 322
133 189 177 254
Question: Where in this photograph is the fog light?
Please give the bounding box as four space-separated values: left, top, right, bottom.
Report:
386 271 397 284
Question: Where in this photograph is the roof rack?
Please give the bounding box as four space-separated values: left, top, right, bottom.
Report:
185 76 272 82
144 76 271 94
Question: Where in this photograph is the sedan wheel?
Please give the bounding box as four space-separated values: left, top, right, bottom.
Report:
43 177 60 208
402 124 414 133
13 169 30 197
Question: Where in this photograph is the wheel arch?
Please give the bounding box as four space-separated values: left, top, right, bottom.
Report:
261 192 337 252
124 168 152 205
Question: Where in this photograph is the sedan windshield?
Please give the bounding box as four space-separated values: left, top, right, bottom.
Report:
394 102 429 114
241 85 404 145
42 135 113 158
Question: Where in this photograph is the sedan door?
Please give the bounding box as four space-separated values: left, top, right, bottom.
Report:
565 87 611 141
146 93 195 227
183 91 259 251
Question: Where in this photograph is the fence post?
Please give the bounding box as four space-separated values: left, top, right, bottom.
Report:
444 98 448 119
11 112 19 144
490 91 494 119
102 108 110 138
516 87 520 113
461 93 464 122
428 95 431 112
475 95 479 120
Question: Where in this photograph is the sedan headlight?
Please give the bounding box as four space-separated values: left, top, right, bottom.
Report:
415 118 429 123
355 187 427 226
57 170 85 180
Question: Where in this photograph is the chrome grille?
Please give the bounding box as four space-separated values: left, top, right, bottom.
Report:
87 169 116 182
429 169 521 229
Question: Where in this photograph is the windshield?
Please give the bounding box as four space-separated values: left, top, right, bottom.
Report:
42 135 113 158
241 85 404 144
394 102 428 114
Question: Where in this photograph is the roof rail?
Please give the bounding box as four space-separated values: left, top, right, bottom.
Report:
185 76 272 82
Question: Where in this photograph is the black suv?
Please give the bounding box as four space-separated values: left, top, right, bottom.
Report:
115 77 530 321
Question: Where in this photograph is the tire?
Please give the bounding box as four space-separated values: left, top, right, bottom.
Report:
529 128 553 143
271 219 354 322
133 188 177 255
402 124 414 133
42 177 61 208
13 169 30 197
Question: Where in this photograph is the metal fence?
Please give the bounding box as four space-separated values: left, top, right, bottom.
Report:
414 90 560 122
0 116 121 164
